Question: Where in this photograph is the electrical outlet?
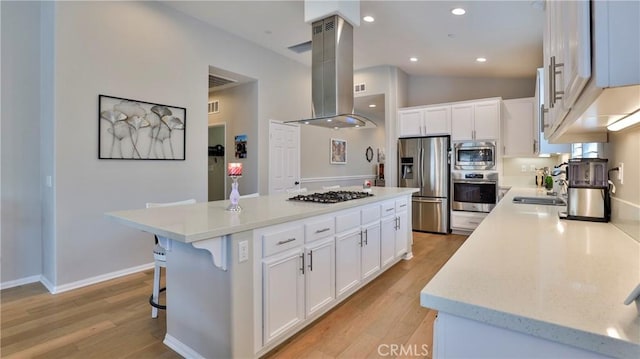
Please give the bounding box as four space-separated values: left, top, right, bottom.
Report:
530 164 536 172
521 165 527 173
618 163 624 184
238 240 249 263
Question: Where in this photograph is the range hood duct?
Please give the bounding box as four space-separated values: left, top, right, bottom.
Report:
287 15 374 129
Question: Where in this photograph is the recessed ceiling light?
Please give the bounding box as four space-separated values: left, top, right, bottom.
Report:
476 57 487 62
363 16 375 23
355 124 360 128
327 119 332 122
451 8 466 16
334 126 339 130
369 104 376 108
410 57 418 62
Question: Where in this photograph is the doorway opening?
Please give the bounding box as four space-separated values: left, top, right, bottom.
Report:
208 123 226 201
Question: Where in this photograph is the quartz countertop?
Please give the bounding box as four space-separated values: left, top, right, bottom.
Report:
421 187 640 358
106 187 417 243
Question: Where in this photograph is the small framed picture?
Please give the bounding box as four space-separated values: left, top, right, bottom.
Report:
330 138 347 164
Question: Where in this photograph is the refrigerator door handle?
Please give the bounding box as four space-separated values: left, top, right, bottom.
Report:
419 146 424 191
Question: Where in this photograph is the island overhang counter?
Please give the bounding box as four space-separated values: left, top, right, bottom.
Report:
107 187 418 358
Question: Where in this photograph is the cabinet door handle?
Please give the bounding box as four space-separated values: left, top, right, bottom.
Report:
549 56 565 107
533 139 537 154
315 227 331 234
468 221 480 225
540 104 549 129
399 204 407 208
386 208 394 212
300 253 305 275
364 229 368 245
308 250 313 271
277 238 296 245
359 231 363 247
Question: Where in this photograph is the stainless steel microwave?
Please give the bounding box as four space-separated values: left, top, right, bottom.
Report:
453 141 497 170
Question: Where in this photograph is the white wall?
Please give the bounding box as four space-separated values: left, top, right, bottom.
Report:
607 125 640 241
208 82 259 196
353 66 408 187
2 1 310 290
408 75 535 107
0 1 43 285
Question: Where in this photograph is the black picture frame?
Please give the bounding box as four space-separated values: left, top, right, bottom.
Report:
98 94 186 160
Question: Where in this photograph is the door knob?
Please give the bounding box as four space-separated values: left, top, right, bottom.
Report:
294 181 300 185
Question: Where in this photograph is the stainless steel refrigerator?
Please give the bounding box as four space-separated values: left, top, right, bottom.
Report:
398 136 450 233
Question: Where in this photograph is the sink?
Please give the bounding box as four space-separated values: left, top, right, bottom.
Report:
512 196 566 206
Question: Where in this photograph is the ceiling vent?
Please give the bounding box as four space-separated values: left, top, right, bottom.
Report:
208 74 237 89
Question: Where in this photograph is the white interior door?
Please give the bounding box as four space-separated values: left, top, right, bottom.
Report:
269 121 300 194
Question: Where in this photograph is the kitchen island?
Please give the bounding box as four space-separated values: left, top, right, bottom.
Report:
107 187 417 358
421 187 640 358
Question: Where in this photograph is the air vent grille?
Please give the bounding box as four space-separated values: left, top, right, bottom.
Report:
209 74 236 89
325 20 334 31
313 24 323 35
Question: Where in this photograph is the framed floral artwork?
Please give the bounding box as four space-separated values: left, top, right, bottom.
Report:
330 138 347 164
98 95 186 160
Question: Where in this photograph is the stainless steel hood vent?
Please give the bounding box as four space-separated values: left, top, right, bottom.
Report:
286 15 375 129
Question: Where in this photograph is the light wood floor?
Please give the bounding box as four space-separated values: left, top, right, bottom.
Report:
1 232 465 358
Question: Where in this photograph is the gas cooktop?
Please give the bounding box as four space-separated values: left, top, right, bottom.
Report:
288 190 374 204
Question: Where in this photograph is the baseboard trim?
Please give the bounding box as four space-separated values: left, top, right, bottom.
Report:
0 275 41 290
48 262 154 294
164 333 205 359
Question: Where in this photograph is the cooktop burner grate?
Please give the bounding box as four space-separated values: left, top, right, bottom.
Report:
288 190 374 203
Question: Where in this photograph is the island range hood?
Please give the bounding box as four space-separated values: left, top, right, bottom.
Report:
286 15 375 129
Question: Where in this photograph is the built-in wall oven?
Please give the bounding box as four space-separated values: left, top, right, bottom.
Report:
452 171 498 213
453 141 497 170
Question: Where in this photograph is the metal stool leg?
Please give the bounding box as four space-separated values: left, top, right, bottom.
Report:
152 262 161 318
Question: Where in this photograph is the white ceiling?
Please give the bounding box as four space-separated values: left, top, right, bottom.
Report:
164 0 545 79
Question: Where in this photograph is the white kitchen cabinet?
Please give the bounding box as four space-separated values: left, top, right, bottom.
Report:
380 199 410 263
451 100 500 141
304 237 335 317
451 211 487 232
424 105 451 135
398 106 451 137
502 98 535 157
395 201 409 257
535 69 571 155
542 0 639 142
380 215 397 267
398 109 424 137
335 228 362 297
262 247 305 344
361 222 381 281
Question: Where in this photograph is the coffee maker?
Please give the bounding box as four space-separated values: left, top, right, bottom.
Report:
564 158 610 222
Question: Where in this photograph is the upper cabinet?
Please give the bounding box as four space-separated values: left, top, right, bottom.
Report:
399 98 500 141
502 98 535 157
543 0 640 143
451 99 500 141
398 105 450 137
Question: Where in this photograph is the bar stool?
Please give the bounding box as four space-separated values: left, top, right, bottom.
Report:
145 198 196 318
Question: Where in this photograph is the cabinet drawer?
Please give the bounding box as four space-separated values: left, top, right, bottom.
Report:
335 210 361 233
305 217 335 243
263 226 304 257
381 200 396 216
361 205 380 224
451 212 487 230
395 198 409 212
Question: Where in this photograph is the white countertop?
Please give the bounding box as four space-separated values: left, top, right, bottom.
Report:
421 187 640 358
106 187 417 243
